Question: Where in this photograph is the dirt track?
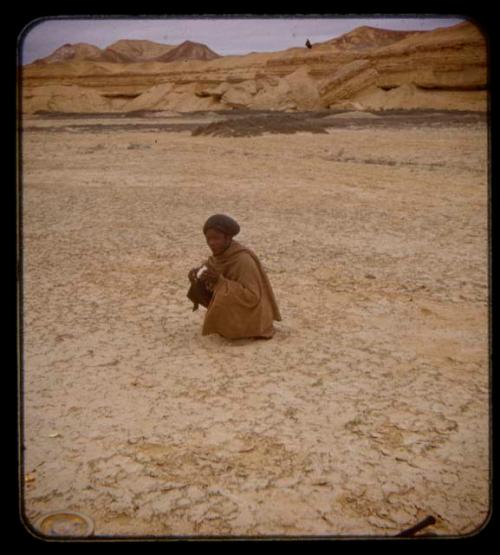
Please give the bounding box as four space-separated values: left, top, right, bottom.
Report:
21 111 489 538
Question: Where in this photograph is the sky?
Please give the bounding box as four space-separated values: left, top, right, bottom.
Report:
19 16 467 64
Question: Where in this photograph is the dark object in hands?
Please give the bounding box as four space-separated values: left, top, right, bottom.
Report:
396 515 437 537
187 279 213 311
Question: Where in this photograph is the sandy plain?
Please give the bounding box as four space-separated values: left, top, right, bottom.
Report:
20 110 490 538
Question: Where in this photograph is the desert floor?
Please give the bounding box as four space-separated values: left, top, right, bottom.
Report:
20 110 490 539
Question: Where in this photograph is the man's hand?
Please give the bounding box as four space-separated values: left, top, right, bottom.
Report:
200 265 220 289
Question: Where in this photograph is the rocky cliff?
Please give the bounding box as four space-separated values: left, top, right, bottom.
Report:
21 22 487 114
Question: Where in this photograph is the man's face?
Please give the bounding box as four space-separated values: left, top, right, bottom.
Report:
205 229 231 256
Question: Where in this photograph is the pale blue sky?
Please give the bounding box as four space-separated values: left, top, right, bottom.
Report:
19 16 467 64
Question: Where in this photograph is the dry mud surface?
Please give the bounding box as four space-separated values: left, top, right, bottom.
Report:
21 110 490 538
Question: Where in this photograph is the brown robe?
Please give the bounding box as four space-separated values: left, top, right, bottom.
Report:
201 240 281 339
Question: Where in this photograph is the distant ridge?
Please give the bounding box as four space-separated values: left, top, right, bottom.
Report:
323 25 422 50
32 39 220 64
103 40 177 62
32 42 104 64
153 40 221 62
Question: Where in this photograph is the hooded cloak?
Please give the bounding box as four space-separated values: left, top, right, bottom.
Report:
202 240 281 339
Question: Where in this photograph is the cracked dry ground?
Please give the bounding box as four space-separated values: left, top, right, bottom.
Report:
21 114 489 538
